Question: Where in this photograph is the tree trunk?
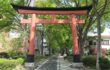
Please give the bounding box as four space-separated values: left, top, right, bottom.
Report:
40 31 44 56
78 36 84 57
48 45 51 55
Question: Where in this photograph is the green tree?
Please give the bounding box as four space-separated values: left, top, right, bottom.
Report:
34 0 110 56
0 0 30 58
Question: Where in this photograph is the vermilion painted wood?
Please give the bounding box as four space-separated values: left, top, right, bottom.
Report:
28 14 36 55
21 18 85 24
17 9 88 15
71 16 79 55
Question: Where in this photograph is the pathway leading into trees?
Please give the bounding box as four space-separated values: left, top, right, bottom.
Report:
35 55 57 70
35 55 82 70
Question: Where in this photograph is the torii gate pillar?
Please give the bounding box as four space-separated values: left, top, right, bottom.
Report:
27 14 36 62
71 16 80 62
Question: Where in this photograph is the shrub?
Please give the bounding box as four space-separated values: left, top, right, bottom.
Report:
17 58 25 64
8 50 25 59
106 49 110 57
99 57 110 70
82 55 96 67
65 55 73 62
0 52 9 58
82 55 110 70
0 58 24 70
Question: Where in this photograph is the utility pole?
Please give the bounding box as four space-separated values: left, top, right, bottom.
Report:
92 0 101 70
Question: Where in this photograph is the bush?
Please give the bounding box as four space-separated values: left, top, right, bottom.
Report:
106 49 110 57
8 50 25 59
65 55 73 62
82 55 110 70
0 58 24 70
17 58 25 64
99 57 110 70
0 52 9 58
82 55 96 67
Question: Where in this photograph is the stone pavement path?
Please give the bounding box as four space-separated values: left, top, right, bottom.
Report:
35 55 84 70
35 55 57 70
57 55 83 70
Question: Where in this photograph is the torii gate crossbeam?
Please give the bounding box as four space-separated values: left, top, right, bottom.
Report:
21 18 84 24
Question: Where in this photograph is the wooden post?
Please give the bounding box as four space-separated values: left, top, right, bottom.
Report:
27 14 36 62
71 16 80 62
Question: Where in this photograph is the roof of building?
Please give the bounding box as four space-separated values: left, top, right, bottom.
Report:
88 28 110 38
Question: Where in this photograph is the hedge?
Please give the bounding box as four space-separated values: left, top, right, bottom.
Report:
82 55 96 67
0 58 24 70
82 55 110 70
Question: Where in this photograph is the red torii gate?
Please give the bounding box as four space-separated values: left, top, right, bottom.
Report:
12 4 91 63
